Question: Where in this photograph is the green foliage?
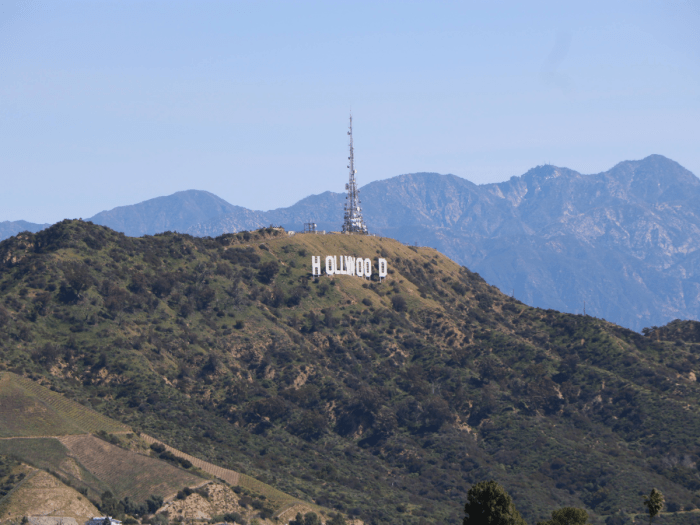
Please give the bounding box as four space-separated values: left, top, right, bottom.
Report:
644 488 664 523
463 480 526 525
536 507 588 525
147 494 164 513
0 454 23 498
391 294 407 312
217 512 246 525
257 261 279 284
59 261 93 303
327 514 346 525
289 512 320 525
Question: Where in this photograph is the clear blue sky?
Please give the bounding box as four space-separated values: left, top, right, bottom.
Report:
1 0 698 223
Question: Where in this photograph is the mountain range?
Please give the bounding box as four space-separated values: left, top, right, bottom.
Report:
3 154 699 331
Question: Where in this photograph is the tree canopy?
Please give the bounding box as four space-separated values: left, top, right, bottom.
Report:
463 480 526 525
644 488 664 523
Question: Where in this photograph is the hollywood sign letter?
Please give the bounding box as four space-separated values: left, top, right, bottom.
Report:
311 255 388 280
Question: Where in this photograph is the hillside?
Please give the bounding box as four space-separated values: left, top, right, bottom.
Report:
0 469 99 523
0 372 129 437
0 371 317 520
1 221 700 523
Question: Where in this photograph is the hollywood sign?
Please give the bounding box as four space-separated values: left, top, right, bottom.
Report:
311 256 388 279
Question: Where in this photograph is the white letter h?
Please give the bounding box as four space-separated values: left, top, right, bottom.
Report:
311 256 321 276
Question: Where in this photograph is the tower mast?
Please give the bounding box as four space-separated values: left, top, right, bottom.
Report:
342 113 368 234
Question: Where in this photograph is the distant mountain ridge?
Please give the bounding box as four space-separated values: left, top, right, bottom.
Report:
0 220 50 240
3 154 698 330
88 189 245 236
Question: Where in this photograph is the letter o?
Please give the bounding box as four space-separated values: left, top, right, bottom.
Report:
325 256 335 275
364 258 372 277
355 256 364 277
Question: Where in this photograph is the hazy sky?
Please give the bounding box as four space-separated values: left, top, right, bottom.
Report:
1 1 699 223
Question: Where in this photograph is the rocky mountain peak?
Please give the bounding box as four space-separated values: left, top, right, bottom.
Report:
603 154 700 204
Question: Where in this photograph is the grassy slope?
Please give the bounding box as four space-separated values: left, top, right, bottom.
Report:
59 434 204 501
0 372 128 437
0 372 312 515
1 221 700 523
0 438 108 497
0 469 99 522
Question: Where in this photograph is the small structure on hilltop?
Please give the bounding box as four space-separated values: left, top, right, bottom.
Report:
341 114 369 235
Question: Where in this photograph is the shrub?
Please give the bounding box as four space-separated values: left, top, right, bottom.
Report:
222 512 246 524
150 443 166 454
62 261 93 294
151 275 175 298
257 261 279 284
288 410 327 441
391 294 407 312
147 495 164 513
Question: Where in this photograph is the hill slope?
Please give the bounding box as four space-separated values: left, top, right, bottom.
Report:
2 221 700 523
0 372 129 437
0 469 99 523
0 371 312 517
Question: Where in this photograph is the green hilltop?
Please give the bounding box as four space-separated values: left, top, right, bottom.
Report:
1 220 700 524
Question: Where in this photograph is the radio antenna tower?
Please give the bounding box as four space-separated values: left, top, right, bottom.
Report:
342 113 368 234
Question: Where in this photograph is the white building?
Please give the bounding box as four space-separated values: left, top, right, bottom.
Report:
86 518 122 525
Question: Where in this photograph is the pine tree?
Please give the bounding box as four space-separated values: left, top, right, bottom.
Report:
644 489 664 524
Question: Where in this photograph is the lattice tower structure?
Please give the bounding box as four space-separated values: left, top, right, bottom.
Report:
342 114 369 234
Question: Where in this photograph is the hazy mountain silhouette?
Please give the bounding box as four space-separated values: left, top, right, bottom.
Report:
0 220 51 240
88 190 246 236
